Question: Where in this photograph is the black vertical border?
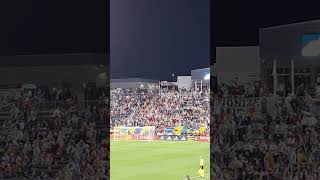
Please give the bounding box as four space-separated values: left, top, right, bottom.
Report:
106 0 110 179
210 0 215 179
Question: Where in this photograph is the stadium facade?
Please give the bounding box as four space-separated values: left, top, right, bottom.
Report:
215 46 260 84
260 19 320 91
110 78 159 89
176 76 192 90
0 53 107 88
191 67 210 90
111 67 211 91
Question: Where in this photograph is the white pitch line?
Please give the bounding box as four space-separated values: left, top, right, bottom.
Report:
185 174 209 180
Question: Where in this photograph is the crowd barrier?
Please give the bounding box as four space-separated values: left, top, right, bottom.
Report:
158 135 210 142
112 135 210 142
112 126 209 142
111 133 210 142
112 134 155 141
194 136 210 142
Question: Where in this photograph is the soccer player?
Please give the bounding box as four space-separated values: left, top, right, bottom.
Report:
200 156 204 169
198 166 205 178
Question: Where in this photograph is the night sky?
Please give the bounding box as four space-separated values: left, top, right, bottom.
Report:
0 1 108 56
1 0 319 75
214 0 320 47
111 0 210 80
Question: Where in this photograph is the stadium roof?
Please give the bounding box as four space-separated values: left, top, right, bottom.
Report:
191 67 210 72
0 53 107 67
111 78 159 83
261 19 320 30
191 67 210 81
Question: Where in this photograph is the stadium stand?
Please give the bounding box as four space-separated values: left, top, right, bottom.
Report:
110 88 209 136
212 80 320 179
0 85 108 179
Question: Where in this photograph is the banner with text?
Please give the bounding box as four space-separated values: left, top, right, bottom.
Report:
194 136 210 142
159 135 188 141
221 97 261 113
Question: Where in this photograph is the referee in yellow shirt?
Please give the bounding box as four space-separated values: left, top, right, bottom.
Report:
200 156 204 169
198 156 204 178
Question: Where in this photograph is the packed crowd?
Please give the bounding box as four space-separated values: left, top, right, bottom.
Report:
110 89 155 120
110 88 210 134
212 81 320 179
0 86 108 179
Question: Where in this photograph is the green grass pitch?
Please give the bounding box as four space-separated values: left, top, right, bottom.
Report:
110 141 210 180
